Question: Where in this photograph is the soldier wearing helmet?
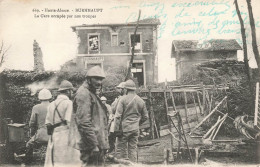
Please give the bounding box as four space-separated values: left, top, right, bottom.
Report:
71 66 109 166
101 96 112 118
44 80 81 167
25 88 52 161
107 81 126 154
114 79 148 162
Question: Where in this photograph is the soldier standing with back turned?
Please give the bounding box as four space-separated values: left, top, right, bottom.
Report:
114 79 148 162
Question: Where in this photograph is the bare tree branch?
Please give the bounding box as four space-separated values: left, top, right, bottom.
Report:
0 41 11 68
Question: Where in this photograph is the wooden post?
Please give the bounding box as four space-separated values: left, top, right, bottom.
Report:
183 91 191 131
178 113 193 163
170 89 177 112
164 89 173 153
148 88 155 139
177 114 182 161
207 91 213 112
192 92 199 123
195 148 199 165
163 148 170 165
196 91 203 114
254 82 259 127
169 89 181 160
202 83 206 115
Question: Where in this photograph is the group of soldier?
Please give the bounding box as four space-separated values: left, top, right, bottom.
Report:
25 65 148 167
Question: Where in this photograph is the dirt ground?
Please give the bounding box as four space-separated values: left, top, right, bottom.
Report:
138 134 258 165
0 134 258 166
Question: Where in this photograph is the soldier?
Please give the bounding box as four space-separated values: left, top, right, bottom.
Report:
108 82 126 153
72 66 109 166
101 96 112 117
25 88 52 161
44 80 81 167
114 79 148 162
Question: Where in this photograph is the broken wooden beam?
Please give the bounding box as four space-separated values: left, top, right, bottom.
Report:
189 96 227 135
203 114 228 139
212 115 228 140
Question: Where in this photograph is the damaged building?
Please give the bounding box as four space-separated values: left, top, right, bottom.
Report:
171 39 242 80
61 18 160 86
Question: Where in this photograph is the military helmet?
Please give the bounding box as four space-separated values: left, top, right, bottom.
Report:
38 88 52 100
58 80 74 91
116 82 126 89
100 96 107 101
86 66 106 78
124 79 136 90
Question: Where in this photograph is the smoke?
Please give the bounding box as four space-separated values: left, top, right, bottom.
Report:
26 76 59 96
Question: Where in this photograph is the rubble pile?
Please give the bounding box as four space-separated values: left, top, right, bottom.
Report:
180 60 246 85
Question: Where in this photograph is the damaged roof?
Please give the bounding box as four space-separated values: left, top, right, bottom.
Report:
172 39 242 52
71 18 160 31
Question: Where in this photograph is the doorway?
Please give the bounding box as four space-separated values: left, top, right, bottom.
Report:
131 61 145 86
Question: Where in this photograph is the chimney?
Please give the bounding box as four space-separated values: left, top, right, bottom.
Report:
33 40 45 71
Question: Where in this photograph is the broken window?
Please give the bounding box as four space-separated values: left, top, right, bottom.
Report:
88 34 99 53
130 34 141 51
111 33 118 46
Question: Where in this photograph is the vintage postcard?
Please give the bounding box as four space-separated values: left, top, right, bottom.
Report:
0 0 260 166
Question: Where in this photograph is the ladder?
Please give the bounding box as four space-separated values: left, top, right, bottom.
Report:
163 88 193 162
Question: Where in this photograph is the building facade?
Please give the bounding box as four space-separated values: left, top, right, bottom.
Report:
66 18 160 86
171 39 242 80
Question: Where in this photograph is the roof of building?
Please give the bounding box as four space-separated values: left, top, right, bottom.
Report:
129 18 161 25
172 39 242 52
71 18 160 31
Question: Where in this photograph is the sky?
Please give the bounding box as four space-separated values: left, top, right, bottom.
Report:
0 0 260 82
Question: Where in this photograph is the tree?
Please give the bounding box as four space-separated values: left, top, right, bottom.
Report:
125 10 141 81
0 41 11 68
246 0 260 80
234 0 255 113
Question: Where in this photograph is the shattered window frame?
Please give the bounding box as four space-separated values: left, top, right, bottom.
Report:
129 32 142 52
88 33 100 54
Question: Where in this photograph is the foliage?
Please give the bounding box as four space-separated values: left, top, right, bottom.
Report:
181 60 259 136
102 66 127 91
0 67 126 123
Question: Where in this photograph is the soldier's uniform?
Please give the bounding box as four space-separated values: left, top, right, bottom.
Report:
70 66 109 166
114 80 148 162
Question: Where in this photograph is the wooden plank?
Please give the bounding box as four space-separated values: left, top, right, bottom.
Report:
139 86 229 94
192 92 199 123
196 91 203 114
183 91 191 131
148 88 155 139
255 82 259 126
164 89 174 152
202 84 206 115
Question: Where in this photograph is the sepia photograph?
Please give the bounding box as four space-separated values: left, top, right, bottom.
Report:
0 0 260 166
